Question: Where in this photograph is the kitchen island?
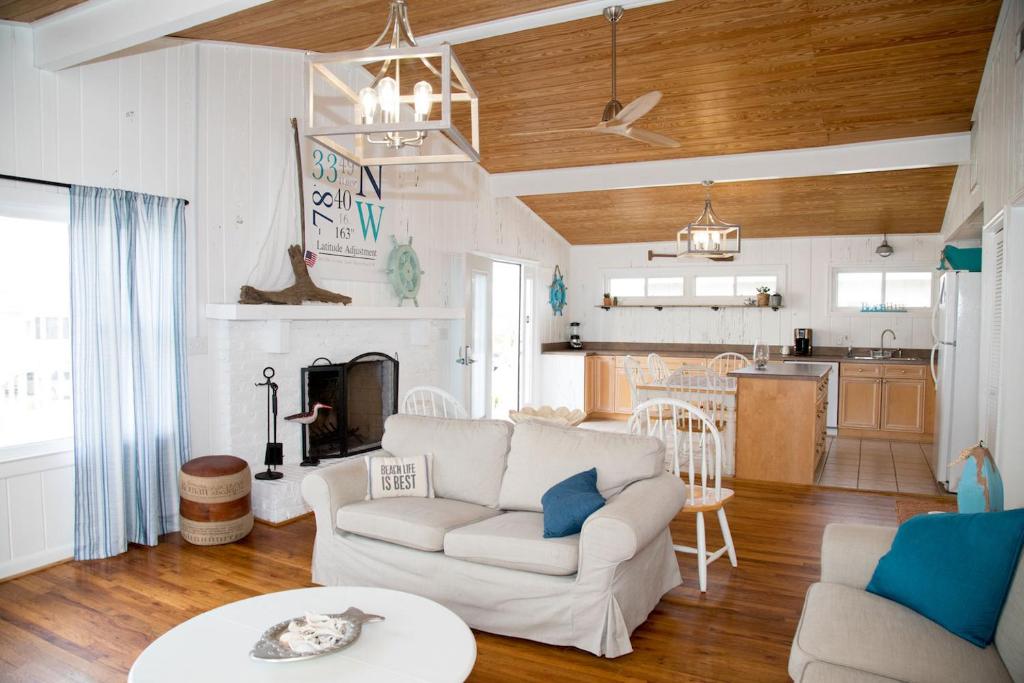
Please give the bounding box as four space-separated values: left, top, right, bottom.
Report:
729 363 830 485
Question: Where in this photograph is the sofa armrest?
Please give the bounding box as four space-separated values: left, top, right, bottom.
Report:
580 473 686 565
300 456 370 535
820 523 897 589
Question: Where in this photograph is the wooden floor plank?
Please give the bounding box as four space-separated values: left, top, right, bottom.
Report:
0 480 944 682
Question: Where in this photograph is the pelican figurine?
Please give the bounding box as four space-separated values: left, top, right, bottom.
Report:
284 403 332 424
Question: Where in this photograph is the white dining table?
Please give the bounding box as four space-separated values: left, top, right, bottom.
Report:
636 371 738 476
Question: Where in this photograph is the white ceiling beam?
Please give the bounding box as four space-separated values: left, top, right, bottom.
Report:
489 133 971 197
33 0 273 71
417 0 675 46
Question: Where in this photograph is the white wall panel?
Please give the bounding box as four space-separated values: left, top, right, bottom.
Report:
570 233 942 350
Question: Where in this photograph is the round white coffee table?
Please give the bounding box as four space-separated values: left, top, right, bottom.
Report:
129 586 476 682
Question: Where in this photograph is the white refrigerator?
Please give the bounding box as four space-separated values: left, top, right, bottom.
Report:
930 270 981 491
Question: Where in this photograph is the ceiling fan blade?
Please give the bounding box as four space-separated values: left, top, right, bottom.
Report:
619 126 681 148
606 91 662 126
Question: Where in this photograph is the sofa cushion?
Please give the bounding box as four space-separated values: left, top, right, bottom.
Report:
443 511 579 576
789 582 1012 683
381 414 512 508
995 553 1024 682
336 497 501 552
866 508 1024 647
498 421 663 512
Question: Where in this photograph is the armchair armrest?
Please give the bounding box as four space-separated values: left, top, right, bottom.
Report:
300 456 371 535
820 523 896 589
580 473 686 565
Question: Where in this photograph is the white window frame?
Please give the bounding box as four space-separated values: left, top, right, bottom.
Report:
0 180 74 463
602 264 787 306
829 264 937 314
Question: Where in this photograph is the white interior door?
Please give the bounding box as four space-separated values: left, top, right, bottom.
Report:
463 255 493 418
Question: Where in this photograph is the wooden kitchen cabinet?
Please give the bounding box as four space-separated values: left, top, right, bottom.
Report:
838 362 934 442
613 365 633 414
881 379 926 432
585 355 617 415
839 377 882 429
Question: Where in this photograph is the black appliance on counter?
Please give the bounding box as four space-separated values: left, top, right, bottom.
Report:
569 322 583 350
793 328 813 356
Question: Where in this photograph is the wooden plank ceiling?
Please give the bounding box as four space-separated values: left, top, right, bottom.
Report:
521 167 958 244
178 0 1000 176
0 0 86 22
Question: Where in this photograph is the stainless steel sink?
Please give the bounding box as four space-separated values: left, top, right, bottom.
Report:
850 350 898 360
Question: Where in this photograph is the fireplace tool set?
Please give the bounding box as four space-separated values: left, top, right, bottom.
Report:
254 366 284 480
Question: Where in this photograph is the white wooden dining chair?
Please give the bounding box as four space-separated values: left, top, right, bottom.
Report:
401 386 468 419
622 355 647 413
629 397 737 593
708 352 750 376
647 353 671 382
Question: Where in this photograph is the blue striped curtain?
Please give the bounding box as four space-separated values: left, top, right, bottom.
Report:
69 186 191 560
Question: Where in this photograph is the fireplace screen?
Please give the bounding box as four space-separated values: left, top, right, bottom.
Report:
300 353 399 462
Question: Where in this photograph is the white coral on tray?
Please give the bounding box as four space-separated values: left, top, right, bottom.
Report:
278 612 356 654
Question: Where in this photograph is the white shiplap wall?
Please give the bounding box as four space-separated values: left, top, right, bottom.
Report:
570 233 942 349
0 27 572 573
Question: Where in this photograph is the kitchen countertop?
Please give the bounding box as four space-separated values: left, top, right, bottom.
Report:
540 342 929 365
729 363 831 380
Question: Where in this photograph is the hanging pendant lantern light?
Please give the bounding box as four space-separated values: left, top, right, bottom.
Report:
305 0 479 166
676 181 741 260
876 234 894 257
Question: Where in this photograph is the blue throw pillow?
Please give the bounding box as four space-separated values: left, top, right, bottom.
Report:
541 468 606 538
866 508 1024 647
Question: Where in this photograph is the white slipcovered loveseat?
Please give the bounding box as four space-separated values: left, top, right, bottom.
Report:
301 414 686 657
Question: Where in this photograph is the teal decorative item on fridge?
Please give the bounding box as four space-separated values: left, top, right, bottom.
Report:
548 265 567 316
954 442 1004 513
386 235 424 306
938 245 982 272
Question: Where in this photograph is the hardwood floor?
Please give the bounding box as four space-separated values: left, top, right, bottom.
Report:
0 480 945 682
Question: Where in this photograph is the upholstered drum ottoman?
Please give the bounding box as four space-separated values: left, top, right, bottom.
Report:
179 455 253 545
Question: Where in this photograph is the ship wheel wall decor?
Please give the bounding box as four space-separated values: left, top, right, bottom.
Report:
387 235 424 306
548 265 567 316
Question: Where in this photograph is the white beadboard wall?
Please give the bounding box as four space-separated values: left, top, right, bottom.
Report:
0 27 571 572
942 0 1024 235
570 233 942 349
0 450 74 579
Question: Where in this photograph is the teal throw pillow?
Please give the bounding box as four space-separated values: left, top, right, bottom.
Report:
541 468 606 538
866 508 1024 647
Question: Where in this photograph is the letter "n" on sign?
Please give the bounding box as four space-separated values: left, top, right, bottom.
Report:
355 201 384 241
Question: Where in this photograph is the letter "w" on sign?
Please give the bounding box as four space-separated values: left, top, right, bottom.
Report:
355 201 384 241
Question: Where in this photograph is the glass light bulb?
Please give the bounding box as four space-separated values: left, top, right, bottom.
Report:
376 77 399 122
359 86 378 125
413 80 433 121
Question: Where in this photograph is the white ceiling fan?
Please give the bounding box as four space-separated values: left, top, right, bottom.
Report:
517 5 680 149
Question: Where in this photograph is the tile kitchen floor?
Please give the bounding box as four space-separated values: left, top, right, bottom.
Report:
817 437 944 495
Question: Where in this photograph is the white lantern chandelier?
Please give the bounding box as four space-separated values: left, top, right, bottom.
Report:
305 0 480 165
648 180 742 262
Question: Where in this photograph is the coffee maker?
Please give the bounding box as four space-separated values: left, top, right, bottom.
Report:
793 328 813 356
569 322 583 350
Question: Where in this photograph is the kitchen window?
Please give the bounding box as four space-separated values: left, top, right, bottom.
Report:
0 185 73 461
832 268 934 311
603 267 784 304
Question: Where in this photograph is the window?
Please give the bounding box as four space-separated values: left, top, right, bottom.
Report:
608 277 645 297
833 268 933 310
646 277 685 297
0 201 73 455
695 274 777 297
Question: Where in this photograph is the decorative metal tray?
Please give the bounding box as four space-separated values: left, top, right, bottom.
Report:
250 607 384 662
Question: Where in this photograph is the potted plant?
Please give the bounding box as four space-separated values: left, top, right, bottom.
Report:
756 286 771 307
770 291 783 308
603 292 612 307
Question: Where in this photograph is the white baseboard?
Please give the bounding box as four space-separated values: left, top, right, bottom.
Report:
0 545 73 581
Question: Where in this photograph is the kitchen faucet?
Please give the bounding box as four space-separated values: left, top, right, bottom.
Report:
880 329 896 352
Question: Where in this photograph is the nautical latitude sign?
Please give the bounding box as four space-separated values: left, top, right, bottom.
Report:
301 138 389 282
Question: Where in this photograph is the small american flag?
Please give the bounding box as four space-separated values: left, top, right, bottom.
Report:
304 249 318 267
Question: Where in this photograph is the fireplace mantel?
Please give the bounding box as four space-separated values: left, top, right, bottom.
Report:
206 304 464 321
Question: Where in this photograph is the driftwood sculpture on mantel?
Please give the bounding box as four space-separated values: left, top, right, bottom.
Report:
239 245 352 305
